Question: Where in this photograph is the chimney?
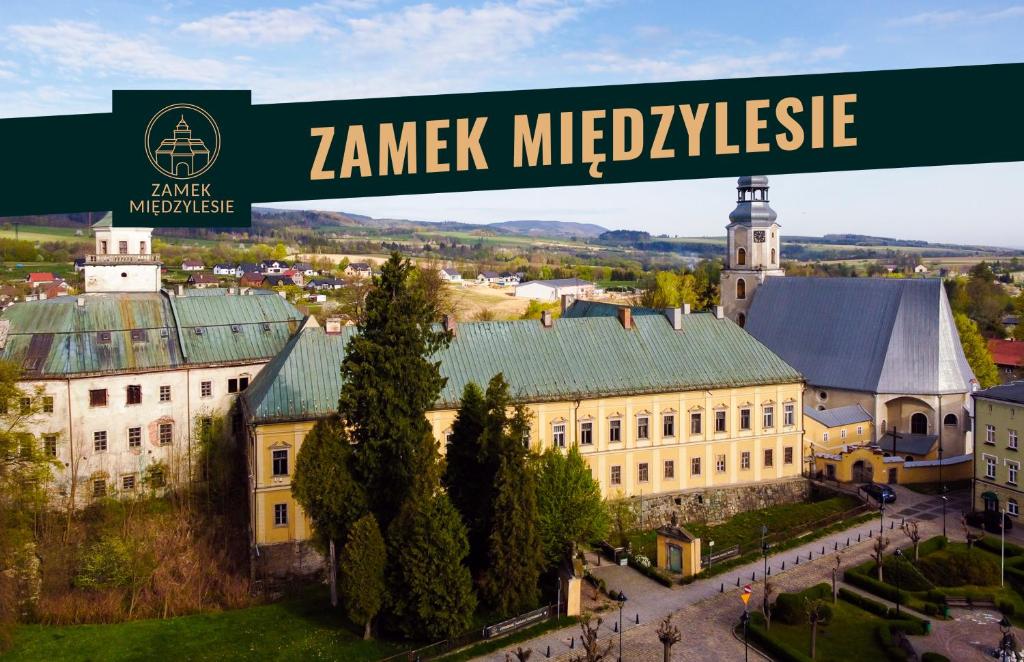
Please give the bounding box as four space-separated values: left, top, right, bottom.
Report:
443 314 457 336
665 307 682 330
541 310 553 328
618 306 632 330
560 293 576 315
76 296 85 308
683 303 691 315
176 284 185 297
325 317 343 335
715 306 724 320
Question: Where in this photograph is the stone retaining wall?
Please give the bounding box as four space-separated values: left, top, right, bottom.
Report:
635 477 812 528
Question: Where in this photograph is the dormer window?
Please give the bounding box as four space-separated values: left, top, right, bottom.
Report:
97 331 111 344
131 329 147 342
194 327 204 336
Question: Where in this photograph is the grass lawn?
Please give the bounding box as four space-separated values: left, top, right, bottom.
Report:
6 589 404 662
752 599 893 662
1 261 78 280
626 495 861 561
903 480 971 496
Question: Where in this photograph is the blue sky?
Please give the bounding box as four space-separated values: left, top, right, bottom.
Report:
2 1 1023 246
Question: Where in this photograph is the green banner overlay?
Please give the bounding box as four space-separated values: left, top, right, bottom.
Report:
2 63 1022 227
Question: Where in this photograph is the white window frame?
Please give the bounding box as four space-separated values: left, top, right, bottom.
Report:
273 503 288 527
739 408 751 431
610 465 621 485
272 448 289 477
1011 429 1019 450
579 420 592 446
638 462 649 483
553 422 567 448
1009 460 1020 486
987 424 996 444
664 460 675 479
741 451 750 470
823 431 830 443
840 429 847 439
763 405 775 429
1011 499 1020 517
714 410 727 433
609 418 622 443
716 454 726 473
663 414 675 438
986 454 997 479
783 403 795 427
637 416 650 441
127 426 142 449
93 430 108 452
690 457 701 476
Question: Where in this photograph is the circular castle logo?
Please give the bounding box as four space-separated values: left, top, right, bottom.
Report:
144 103 221 180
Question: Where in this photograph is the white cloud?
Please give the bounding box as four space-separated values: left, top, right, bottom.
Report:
178 8 338 44
888 5 1024 27
572 42 849 81
0 59 16 80
345 1 582 65
8 21 231 83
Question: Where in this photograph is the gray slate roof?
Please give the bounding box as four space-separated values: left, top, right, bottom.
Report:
803 404 872 428
745 277 974 395
877 432 938 457
243 312 803 424
975 382 1024 406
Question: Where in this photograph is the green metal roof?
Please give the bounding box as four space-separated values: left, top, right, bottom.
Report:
243 312 803 425
0 290 303 378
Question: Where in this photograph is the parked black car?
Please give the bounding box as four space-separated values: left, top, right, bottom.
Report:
863 483 897 504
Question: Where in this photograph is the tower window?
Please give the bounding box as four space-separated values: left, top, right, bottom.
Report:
736 278 746 300
737 247 746 266
737 313 746 328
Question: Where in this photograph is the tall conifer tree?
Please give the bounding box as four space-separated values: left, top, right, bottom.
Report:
340 253 451 530
442 382 489 575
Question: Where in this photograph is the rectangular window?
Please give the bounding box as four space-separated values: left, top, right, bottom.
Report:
987 456 997 479
716 454 726 473
1011 430 1019 450
823 432 830 443
663 414 675 438
126 384 142 405
240 376 249 390
740 408 751 430
272 449 289 477
122 475 136 491
637 416 649 440
1011 500 1020 517
554 423 567 447
784 403 795 427
987 425 996 444
664 460 675 479
610 465 621 486
715 410 727 433
741 451 751 470
764 448 774 468
118 240 128 254
840 429 847 439
274 503 288 527
1010 462 1019 486
691 457 702 476
89 389 107 407
93 479 106 498
19 397 31 414
128 427 141 449
522 428 530 449
638 462 649 483
609 419 621 443
159 385 171 402
856 425 864 435
763 406 775 429
159 423 173 446
228 378 239 394
43 396 54 413
43 434 57 457
579 421 592 446
784 446 794 465
149 469 166 488
93 430 107 452
201 381 212 398
444 430 454 446
690 412 702 435
131 328 147 342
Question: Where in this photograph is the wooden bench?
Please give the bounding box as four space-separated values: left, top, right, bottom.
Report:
946 596 996 609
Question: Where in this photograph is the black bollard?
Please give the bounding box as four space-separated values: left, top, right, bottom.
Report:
868 530 873 538
570 637 575 649
890 521 894 530
546 646 550 658
834 542 838 551
721 583 724 593
808 551 812 560
768 567 771 575
782 561 786 570
635 614 639 625
847 537 850 546
752 571 756 581
613 622 618 632
858 534 862 542
795 557 800 565
737 577 741 587
822 546 825 554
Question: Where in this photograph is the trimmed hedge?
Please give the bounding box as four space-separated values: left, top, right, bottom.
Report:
838 588 891 618
977 535 1024 558
915 536 948 558
883 555 934 592
917 548 1000 587
627 556 674 587
844 567 945 616
772 583 832 626
746 614 812 662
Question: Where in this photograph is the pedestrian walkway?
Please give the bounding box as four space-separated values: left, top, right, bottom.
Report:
479 486 944 661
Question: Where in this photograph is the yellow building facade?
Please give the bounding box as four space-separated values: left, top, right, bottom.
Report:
242 309 805 575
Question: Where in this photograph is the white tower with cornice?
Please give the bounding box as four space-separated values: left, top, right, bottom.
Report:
83 214 162 293
720 176 784 327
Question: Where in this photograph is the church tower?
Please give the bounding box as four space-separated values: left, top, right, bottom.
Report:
83 214 162 293
720 176 784 327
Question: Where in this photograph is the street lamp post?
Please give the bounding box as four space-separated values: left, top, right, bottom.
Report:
617 592 627 662
761 524 770 617
740 610 750 662
1002 508 1007 588
893 549 903 617
941 491 948 540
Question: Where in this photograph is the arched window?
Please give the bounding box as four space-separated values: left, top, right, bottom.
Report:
737 247 746 266
736 278 746 300
943 413 958 427
770 248 776 265
737 313 746 328
911 412 928 435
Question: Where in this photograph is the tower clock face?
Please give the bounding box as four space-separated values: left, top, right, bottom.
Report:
753 230 766 243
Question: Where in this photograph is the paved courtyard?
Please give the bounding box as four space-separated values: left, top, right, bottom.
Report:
477 484 1005 662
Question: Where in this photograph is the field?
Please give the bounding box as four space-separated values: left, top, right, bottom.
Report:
6 589 402 662
448 283 532 319
752 597 894 661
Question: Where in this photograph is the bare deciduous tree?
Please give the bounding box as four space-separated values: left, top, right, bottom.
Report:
572 613 614 662
805 598 830 660
656 614 681 662
873 536 890 582
962 513 984 550
831 553 843 603
902 520 922 560
762 579 776 630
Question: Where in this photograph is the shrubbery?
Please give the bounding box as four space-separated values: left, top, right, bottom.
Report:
917 548 999 587
771 583 831 625
882 554 934 592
